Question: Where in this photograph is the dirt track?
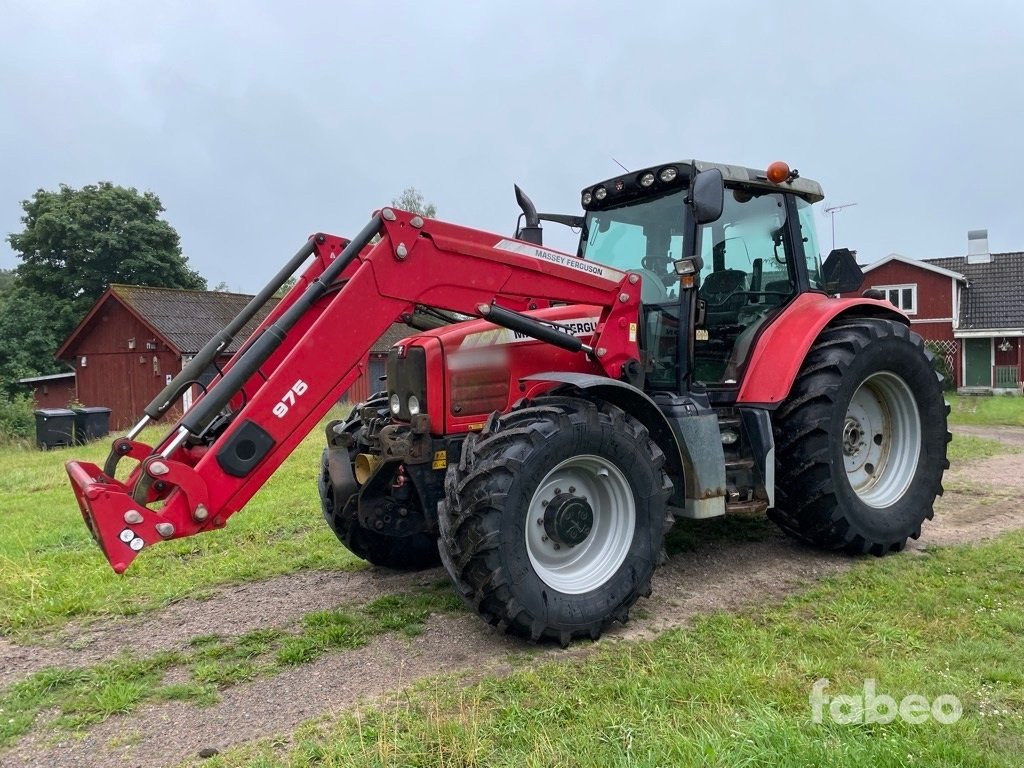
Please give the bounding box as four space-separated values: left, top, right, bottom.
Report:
3 425 1024 768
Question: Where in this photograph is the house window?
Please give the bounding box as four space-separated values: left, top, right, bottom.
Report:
873 283 917 314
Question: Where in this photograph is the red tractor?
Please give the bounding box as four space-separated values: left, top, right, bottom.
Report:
67 160 949 645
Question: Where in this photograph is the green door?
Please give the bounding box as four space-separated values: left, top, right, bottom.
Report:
964 338 991 387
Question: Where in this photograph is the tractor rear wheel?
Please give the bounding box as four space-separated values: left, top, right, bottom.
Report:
770 318 950 554
439 396 673 645
318 397 440 571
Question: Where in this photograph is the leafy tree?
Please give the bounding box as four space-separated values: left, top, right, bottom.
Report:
391 187 437 219
9 182 205 340
1 182 207 394
0 282 65 396
0 268 14 295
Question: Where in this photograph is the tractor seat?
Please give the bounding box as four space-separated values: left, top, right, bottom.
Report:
759 278 793 308
700 269 748 326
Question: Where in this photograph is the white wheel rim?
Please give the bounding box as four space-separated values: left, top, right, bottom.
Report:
842 371 922 508
524 454 635 594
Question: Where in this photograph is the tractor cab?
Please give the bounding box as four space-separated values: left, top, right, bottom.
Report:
575 160 828 396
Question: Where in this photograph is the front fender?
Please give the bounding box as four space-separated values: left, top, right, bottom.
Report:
737 293 907 406
519 372 727 516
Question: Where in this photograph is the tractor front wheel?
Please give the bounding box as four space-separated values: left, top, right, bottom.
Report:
317 396 440 571
771 318 950 554
439 396 673 645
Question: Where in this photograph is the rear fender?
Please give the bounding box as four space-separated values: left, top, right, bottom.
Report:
737 293 907 407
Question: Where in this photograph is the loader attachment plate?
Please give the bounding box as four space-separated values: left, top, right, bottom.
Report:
66 460 164 573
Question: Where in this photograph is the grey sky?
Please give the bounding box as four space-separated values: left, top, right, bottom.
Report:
2 1 1022 293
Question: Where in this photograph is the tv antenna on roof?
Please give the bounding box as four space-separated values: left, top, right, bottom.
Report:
824 202 858 250
611 157 630 173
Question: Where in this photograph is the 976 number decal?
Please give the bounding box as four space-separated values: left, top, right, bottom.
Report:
273 379 308 418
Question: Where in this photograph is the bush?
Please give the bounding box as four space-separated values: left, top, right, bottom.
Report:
0 393 35 442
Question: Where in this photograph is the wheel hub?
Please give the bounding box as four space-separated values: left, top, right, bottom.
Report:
543 492 594 547
842 416 866 458
843 371 922 508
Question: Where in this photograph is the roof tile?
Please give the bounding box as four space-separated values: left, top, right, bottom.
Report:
923 252 1024 331
111 285 279 354
110 284 414 356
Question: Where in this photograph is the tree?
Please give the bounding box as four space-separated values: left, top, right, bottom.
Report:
0 268 14 295
1 182 207 394
273 276 297 299
0 283 65 395
391 187 437 219
9 182 205 340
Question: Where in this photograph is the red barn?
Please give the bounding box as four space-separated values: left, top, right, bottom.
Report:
57 285 414 429
844 230 1024 391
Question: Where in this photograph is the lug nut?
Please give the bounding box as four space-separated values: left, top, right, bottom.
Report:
193 505 209 522
553 543 561 550
554 488 562 495
123 510 143 525
568 486 576 494
155 522 175 538
537 518 544 525
541 535 548 542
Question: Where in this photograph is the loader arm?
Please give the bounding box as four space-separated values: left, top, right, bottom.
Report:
66 207 644 573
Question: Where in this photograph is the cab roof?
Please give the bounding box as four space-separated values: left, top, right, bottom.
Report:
581 159 825 211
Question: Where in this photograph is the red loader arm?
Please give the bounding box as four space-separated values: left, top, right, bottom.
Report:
66 208 643 572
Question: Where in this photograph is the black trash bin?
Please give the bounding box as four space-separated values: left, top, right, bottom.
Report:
34 408 76 449
72 406 112 444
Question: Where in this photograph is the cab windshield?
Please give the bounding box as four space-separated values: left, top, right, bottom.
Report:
578 190 689 305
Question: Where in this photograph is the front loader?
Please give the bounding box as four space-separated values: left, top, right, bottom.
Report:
67 159 949 645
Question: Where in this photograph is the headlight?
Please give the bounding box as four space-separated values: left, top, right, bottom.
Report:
581 191 593 206
639 172 655 187
389 394 401 415
407 395 420 416
594 186 608 201
658 166 678 183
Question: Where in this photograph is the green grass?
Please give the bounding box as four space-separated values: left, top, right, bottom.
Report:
0 409 362 636
0 584 462 747
948 393 1024 427
947 433 1019 462
202 533 1024 768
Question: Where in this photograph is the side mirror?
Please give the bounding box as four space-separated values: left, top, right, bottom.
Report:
690 168 724 225
821 248 864 294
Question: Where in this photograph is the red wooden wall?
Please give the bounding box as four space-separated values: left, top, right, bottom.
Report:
63 299 181 429
842 261 961 386
27 378 78 410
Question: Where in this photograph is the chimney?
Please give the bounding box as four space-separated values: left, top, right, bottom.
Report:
967 229 990 264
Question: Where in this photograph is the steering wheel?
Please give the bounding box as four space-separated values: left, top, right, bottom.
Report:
630 270 670 303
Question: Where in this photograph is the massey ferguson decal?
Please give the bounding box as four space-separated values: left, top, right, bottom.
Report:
493 239 625 281
460 316 600 349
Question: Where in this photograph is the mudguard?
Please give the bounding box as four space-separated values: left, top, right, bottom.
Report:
737 293 907 407
521 372 727 518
